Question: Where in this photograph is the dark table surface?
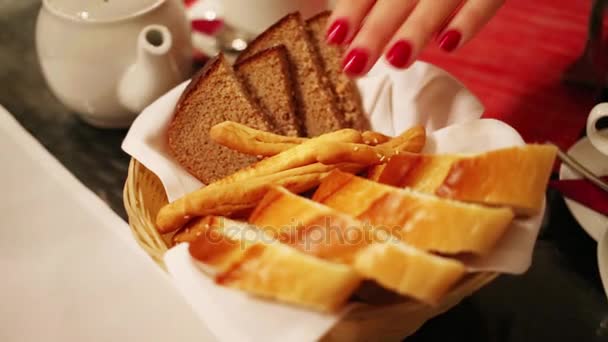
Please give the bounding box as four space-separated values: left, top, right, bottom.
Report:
2 2 608 341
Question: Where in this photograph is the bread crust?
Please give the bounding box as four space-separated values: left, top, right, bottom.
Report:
313 170 515 255
174 54 222 112
353 241 465 305
236 13 302 64
374 144 558 215
188 216 361 312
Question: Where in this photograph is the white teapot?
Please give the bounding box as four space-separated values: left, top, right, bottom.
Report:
36 0 192 128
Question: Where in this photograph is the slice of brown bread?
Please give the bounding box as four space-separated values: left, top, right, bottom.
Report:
235 46 303 137
236 12 346 137
168 54 276 184
307 11 370 131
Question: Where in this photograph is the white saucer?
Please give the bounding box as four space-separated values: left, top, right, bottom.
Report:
558 136 608 241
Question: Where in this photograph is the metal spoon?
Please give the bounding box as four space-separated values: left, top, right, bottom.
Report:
553 144 608 192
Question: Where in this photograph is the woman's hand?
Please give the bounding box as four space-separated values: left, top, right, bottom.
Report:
326 0 505 76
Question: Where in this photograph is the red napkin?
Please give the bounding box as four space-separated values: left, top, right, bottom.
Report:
420 0 607 150
550 177 608 216
192 19 223 35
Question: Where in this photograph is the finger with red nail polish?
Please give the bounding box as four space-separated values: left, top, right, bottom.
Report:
326 18 349 45
384 0 460 68
326 0 375 45
438 0 505 52
438 30 461 52
332 0 506 74
386 40 413 69
342 48 370 77
339 0 417 77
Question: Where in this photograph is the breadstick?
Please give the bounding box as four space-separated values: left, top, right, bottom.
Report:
367 126 426 180
211 122 398 157
172 216 213 245
361 131 391 146
210 121 304 156
378 125 426 152
156 162 361 233
214 128 363 185
317 126 426 166
210 121 363 157
211 121 307 145
315 143 396 165
160 125 425 232
315 142 424 166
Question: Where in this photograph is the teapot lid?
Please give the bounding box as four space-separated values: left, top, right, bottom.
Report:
44 0 165 22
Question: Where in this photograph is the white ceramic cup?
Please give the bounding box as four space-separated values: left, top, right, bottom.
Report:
587 103 608 156
221 0 329 35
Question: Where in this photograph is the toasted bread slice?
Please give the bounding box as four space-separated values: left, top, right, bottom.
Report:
354 241 465 305
187 216 361 312
167 54 276 184
236 12 346 136
313 170 514 255
235 46 303 137
306 12 369 131
370 145 558 215
249 186 466 304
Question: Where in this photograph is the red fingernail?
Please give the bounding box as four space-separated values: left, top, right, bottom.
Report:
438 30 461 52
386 40 413 68
326 18 349 45
342 48 369 77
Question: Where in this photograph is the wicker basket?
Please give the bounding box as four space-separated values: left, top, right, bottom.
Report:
123 158 498 341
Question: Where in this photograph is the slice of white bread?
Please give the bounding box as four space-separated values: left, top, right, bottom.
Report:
187 216 361 312
354 241 466 306
236 12 346 136
370 144 558 215
249 185 370 263
249 186 466 304
312 170 514 255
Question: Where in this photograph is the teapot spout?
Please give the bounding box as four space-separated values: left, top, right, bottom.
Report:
118 25 186 114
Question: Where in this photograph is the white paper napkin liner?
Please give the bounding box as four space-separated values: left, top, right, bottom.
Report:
164 243 353 342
